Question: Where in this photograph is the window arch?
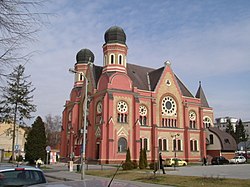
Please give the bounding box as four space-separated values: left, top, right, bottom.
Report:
203 116 212 128
118 137 127 152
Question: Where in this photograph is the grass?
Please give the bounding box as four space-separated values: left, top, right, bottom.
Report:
85 169 250 187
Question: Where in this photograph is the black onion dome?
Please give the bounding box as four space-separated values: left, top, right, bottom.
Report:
104 26 126 44
76 49 95 64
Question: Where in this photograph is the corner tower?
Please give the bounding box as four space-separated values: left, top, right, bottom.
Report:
102 26 128 73
73 48 94 87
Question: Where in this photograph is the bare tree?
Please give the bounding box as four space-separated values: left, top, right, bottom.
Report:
0 0 49 77
44 114 61 149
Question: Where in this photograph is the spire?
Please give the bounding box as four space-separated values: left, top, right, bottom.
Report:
195 81 210 108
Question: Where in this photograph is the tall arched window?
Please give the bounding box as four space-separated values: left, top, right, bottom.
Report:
118 54 123 65
110 54 115 64
118 137 127 152
209 134 214 144
190 139 198 151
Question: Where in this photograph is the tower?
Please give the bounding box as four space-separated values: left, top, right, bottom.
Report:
102 26 128 73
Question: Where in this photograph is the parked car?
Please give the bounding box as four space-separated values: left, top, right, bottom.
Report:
0 165 47 186
211 156 229 165
229 156 246 164
165 158 187 166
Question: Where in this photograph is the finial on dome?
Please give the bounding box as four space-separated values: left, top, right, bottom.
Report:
164 60 171 66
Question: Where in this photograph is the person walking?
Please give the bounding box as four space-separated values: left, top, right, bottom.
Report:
159 153 166 174
202 156 207 166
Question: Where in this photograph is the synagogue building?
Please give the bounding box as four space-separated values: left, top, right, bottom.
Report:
60 26 216 164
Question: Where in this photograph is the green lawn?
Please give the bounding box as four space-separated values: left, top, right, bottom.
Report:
85 169 250 187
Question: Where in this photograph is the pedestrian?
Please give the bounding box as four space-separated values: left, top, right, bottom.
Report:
202 156 207 166
36 158 43 168
154 153 166 174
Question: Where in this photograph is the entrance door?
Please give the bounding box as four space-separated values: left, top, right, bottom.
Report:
96 143 100 159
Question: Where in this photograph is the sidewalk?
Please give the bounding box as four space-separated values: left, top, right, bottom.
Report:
44 163 171 187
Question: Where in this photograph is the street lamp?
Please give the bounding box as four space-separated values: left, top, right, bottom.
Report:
171 133 180 170
69 68 88 180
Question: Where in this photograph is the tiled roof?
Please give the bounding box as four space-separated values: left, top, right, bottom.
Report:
209 127 237 151
92 63 194 98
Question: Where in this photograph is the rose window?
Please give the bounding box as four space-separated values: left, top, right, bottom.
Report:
162 96 177 116
139 105 147 116
117 101 128 113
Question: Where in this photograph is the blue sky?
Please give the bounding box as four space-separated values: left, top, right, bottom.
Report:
24 0 250 123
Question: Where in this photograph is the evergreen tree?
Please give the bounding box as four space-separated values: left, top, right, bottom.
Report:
139 149 144 169
143 148 148 168
226 119 236 140
139 148 148 169
25 116 46 164
122 147 134 170
125 147 131 163
0 65 36 161
235 119 247 144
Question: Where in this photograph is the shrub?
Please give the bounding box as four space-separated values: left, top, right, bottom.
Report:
132 161 138 169
122 161 134 170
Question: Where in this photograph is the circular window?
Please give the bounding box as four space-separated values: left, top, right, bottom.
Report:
162 96 177 116
117 101 128 113
97 101 102 114
189 111 196 120
139 105 147 116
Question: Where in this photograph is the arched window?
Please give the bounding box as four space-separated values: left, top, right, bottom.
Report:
118 54 123 65
139 105 148 126
159 139 162 151
190 139 198 151
189 111 196 129
163 139 168 151
173 139 182 151
118 137 127 152
117 101 128 123
209 134 214 144
203 116 212 128
161 96 178 128
110 54 115 64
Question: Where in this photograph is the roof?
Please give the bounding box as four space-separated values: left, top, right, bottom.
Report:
195 82 209 107
208 127 237 151
92 63 194 98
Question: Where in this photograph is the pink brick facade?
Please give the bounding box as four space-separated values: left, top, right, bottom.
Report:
60 26 215 164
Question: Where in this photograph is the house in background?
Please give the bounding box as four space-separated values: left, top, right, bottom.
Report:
206 127 237 162
215 117 238 132
0 122 26 161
